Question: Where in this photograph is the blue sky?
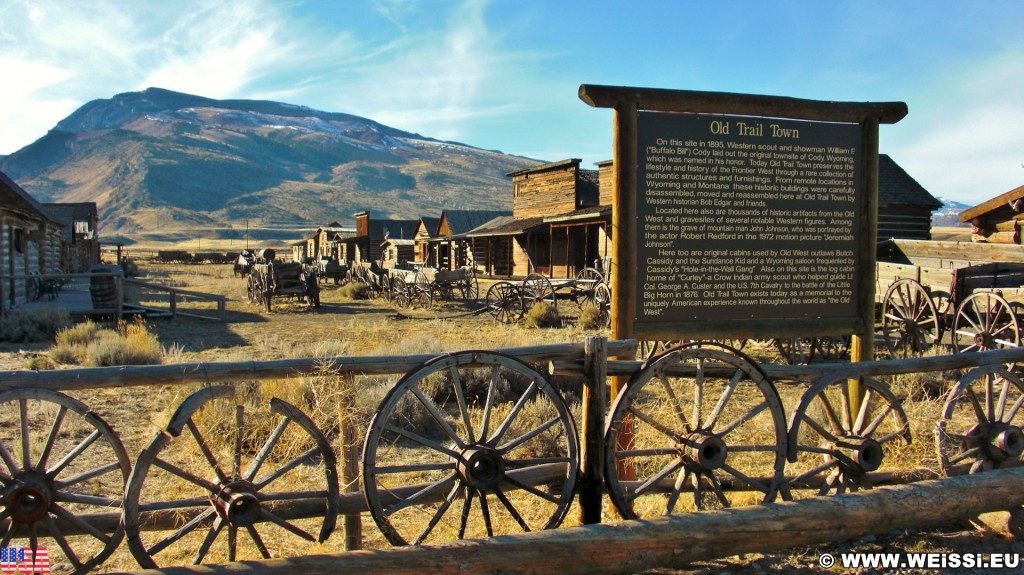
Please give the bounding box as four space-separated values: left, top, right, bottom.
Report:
1 0 1021 205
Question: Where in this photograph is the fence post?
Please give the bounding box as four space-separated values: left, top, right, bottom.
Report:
579 335 607 524
169 289 177 318
114 274 123 321
339 375 362 550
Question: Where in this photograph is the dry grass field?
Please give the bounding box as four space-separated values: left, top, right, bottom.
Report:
1 251 1020 574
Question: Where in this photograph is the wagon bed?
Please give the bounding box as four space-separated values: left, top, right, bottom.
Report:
876 238 1024 357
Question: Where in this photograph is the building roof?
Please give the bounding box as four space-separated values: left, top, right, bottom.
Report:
440 210 511 236
507 158 580 178
41 202 97 223
0 170 50 222
418 217 442 237
878 154 942 209
366 219 421 241
382 238 415 247
456 215 547 238
958 184 1024 223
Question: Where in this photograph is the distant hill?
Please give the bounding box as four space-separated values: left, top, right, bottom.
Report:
932 197 972 227
0 87 541 240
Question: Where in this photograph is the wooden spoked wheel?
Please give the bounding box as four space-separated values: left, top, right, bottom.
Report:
936 365 1024 476
774 337 815 365
604 344 787 519
814 336 850 362
881 279 941 358
459 276 479 303
521 274 556 312
485 282 523 324
363 351 579 546
952 292 1021 359
391 275 410 308
572 268 604 309
783 375 910 498
592 282 611 327
638 340 680 360
123 386 339 568
246 274 257 304
0 388 131 574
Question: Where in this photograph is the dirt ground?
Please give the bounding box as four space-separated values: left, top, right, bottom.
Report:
1 259 1021 574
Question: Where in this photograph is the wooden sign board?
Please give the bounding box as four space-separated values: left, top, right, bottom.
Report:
634 112 862 338
579 85 908 344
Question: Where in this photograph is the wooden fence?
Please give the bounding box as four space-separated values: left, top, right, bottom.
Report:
3 340 1024 574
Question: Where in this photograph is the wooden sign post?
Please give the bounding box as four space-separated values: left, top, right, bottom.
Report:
579 85 906 418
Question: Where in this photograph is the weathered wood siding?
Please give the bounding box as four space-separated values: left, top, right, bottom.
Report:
878 206 933 241
512 165 579 218
597 160 614 207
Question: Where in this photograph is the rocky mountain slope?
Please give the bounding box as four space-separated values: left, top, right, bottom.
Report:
0 88 540 240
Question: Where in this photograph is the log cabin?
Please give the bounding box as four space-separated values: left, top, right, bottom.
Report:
40 202 99 273
1 170 63 312
958 184 1024 244
343 211 421 266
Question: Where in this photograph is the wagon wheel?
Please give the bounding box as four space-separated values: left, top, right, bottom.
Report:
952 292 1021 365
814 336 850 361
783 375 911 498
881 279 941 358
0 388 131 574
592 282 611 327
459 276 480 304
774 337 815 365
410 286 433 310
377 274 392 302
246 274 257 304
521 273 556 312
123 386 339 568
391 275 410 308
572 268 605 309
638 340 680 360
935 365 1024 476
485 282 523 324
363 350 579 546
604 343 787 519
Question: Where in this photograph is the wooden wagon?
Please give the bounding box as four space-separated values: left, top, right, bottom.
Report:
877 238 1024 358
247 260 320 312
484 268 611 324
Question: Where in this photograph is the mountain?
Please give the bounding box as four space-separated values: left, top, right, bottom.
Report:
0 87 540 240
931 197 972 227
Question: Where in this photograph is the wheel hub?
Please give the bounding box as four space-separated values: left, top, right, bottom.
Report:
985 423 1024 462
213 481 262 527
4 472 54 524
458 447 506 490
824 438 884 474
686 435 728 471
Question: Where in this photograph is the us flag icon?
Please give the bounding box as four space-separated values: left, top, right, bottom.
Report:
0 547 50 574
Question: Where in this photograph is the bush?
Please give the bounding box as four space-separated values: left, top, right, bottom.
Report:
0 309 71 343
577 303 609 331
49 319 164 367
523 301 561 328
340 282 369 300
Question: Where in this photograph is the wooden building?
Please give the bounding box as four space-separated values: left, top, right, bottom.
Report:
957 184 1024 243
343 211 421 265
414 217 441 266
432 210 510 270
1 170 63 311
41 202 99 273
459 159 609 278
877 154 943 240
381 238 416 268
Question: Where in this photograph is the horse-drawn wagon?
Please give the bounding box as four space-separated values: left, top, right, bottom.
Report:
246 249 320 312
484 267 611 324
878 238 1024 358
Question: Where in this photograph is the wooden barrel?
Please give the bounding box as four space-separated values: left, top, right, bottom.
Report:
89 265 123 309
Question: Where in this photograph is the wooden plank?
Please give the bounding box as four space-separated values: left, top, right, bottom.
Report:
578 84 908 123
578 336 607 525
113 467 1024 575
0 340 639 391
